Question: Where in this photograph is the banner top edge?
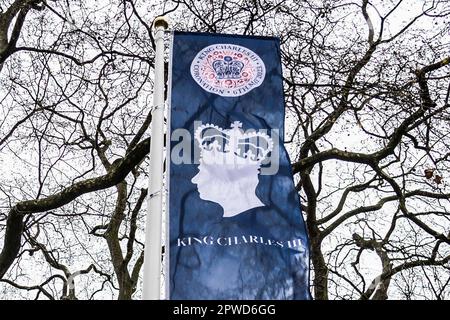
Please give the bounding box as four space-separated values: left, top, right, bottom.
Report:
173 30 280 42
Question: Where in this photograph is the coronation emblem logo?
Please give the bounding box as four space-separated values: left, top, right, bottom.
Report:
190 44 266 97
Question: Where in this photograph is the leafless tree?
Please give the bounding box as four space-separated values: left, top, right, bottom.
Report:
0 0 449 299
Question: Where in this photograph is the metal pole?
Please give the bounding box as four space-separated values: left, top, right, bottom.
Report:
142 16 168 300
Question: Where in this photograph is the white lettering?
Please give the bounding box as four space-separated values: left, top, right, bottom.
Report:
176 236 298 249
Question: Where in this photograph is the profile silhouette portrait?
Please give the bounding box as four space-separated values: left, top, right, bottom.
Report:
191 121 273 217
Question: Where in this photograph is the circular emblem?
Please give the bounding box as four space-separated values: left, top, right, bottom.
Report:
190 44 266 97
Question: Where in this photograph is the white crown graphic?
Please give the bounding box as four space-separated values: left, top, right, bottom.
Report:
194 121 274 166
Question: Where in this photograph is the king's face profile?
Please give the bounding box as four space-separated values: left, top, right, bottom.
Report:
191 121 273 218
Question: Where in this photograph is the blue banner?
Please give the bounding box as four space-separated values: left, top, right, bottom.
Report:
168 31 310 299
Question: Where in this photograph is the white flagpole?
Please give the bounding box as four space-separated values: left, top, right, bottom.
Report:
142 16 168 300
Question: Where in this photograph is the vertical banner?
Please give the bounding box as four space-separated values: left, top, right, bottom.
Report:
168 31 310 299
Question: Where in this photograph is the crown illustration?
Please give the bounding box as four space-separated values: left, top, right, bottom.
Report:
195 121 273 166
212 56 245 80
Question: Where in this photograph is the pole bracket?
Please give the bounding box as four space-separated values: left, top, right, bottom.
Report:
151 104 165 113
148 190 162 200
148 187 169 200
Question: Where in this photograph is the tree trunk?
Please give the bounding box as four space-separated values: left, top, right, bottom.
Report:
310 237 328 300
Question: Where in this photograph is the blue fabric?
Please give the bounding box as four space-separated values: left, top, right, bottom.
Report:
169 31 311 300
